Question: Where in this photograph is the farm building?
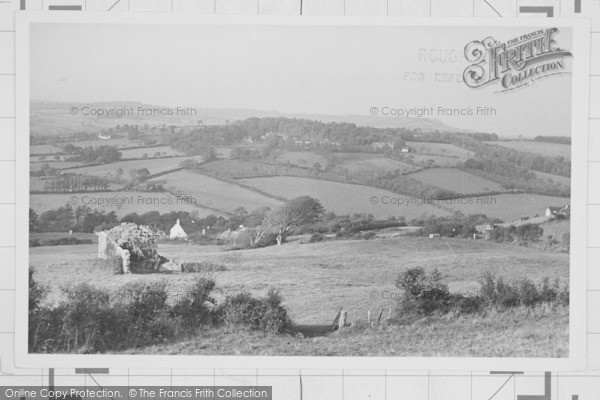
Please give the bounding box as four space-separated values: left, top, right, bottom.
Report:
169 219 188 239
545 205 570 218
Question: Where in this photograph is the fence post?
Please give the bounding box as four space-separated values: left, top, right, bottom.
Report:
338 310 347 330
331 309 341 331
377 308 384 325
367 310 371 325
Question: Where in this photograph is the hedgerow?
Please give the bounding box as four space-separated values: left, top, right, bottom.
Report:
29 270 295 354
395 268 568 317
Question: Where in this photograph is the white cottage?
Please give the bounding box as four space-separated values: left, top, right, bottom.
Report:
169 219 188 240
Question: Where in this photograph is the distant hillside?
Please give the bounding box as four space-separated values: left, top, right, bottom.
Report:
30 101 459 136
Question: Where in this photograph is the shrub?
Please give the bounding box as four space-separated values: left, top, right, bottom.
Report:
219 289 295 334
181 261 227 273
308 233 326 243
358 231 377 240
29 269 46 314
30 237 93 247
122 281 169 323
257 232 278 247
396 268 447 300
171 277 218 329
479 272 569 308
59 282 115 352
29 272 297 354
395 268 568 318
395 268 455 316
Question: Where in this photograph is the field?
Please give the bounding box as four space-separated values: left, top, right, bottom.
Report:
276 151 328 167
67 156 204 177
494 141 571 160
239 176 450 219
215 147 232 158
152 170 283 214
61 137 144 148
201 159 347 182
405 142 474 158
30 236 569 356
401 153 464 167
29 177 125 192
539 219 571 241
535 171 571 187
119 146 183 159
30 144 63 155
406 168 505 194
438 193 569 222
30 232 98 243
29 191 215 218
334 153 417 174
30 161 81 170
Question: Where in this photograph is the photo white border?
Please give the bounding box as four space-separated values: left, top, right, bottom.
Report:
15 12 590 371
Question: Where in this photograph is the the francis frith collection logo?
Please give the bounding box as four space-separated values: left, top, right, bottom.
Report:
463 28 572 92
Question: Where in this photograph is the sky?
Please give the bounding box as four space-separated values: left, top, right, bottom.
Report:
30 23 573 137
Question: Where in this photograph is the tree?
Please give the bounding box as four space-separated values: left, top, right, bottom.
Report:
129 168 151 183
200 147 216 161
266 196 324 245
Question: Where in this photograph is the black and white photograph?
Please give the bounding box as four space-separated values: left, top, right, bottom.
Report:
16 15 589 369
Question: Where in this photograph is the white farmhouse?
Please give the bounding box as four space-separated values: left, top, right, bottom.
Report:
169 218 188 240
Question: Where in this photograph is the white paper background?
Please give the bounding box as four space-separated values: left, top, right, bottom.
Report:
0 0 599 398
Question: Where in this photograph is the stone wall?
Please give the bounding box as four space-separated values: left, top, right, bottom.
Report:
96 231 131 274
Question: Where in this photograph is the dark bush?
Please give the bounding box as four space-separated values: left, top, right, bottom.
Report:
395 268 456 316
29 237 93 247
257 232 278 247
479 272 569 308
308 233 326 243
29 269 46 314
29 270 296 354
395 268 568 318
122 281 169 322
358 231 377 240
171 277 218 329
219 289 295 334
396 268 447 299
181 261 227 273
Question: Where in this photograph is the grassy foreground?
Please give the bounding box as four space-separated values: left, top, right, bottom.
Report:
30 235 569 357
121 305 568 358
